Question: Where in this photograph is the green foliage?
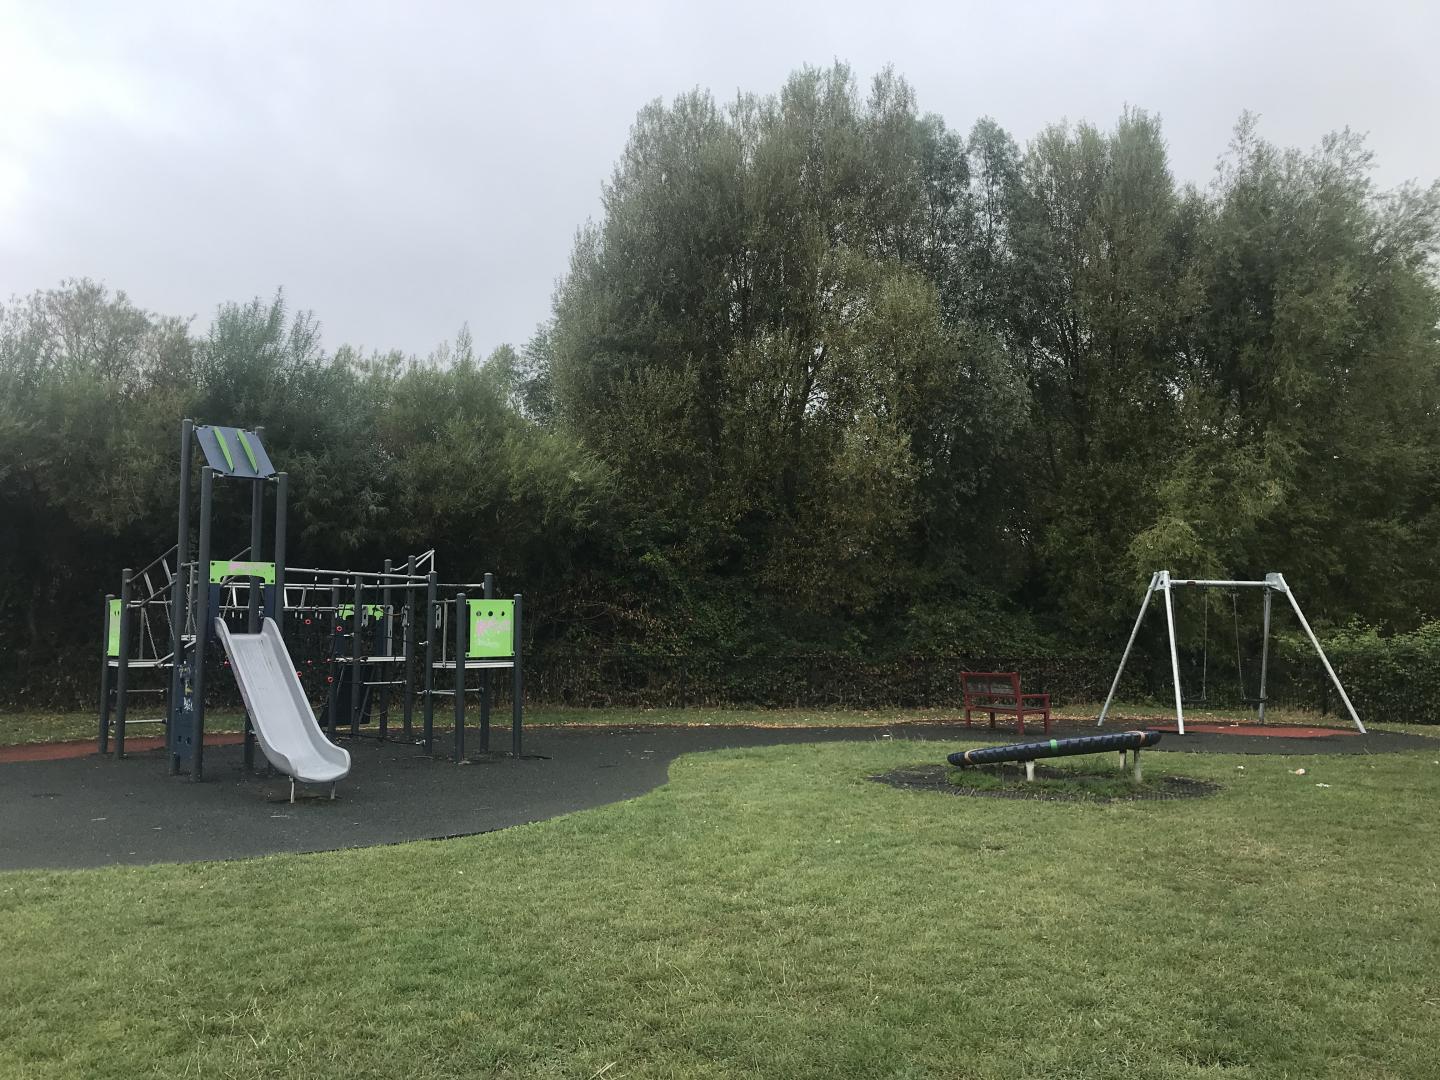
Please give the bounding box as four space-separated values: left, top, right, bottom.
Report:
1282 622 1440 724
3 65 1440 707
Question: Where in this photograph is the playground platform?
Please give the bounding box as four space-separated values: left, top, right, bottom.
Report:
1 721 1432 870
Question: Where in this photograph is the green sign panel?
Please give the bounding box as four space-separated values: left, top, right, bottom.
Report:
467 599 515 658
107 598 122 657
209 560 276 584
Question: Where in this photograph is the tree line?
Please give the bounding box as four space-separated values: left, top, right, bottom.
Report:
3 63 1438 704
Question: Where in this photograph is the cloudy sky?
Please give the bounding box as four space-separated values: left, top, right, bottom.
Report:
2 0 1435 357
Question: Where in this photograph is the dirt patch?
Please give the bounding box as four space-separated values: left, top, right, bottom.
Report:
870 763 1222 803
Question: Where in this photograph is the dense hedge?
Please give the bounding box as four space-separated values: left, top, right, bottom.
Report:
529 651 1130 710
1282 623 1440 725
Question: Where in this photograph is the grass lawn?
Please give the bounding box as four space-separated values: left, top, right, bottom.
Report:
943 758 1192 799
4 736 1440 1078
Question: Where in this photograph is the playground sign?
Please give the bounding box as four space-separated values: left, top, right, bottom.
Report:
467 599 515 657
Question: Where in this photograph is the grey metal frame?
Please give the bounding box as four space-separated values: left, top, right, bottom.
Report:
1097 570 1365 735
102 419 530 782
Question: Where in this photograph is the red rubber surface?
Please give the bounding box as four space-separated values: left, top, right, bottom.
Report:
1144 722 1360 738
0 733 245 763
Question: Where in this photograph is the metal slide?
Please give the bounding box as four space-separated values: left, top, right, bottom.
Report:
214 617 351 792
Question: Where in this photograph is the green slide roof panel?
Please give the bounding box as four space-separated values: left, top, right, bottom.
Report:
194 425 276 478
236 429 260 473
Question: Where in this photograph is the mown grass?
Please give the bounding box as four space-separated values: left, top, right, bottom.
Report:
946 758 1179 799
3 737 1440 1078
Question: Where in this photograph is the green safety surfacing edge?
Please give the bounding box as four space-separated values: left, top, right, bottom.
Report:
467 599 515 657
107 598 122 657
209 560 276 584
194 425 276 478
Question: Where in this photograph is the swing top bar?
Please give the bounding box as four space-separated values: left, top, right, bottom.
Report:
1165 578 1272 588
1158 571 1288 591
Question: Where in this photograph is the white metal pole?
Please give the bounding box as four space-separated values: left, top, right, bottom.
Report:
1275 575 1365 734
1098 572 1159 727
1161 572 1185 735
1257 586 1273 723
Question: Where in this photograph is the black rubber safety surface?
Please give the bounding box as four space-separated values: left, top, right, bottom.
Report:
2 721 1433 870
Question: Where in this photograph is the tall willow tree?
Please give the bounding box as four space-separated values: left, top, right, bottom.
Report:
1000 111 1205 625
542 64 1026 629
1179 119 1440 624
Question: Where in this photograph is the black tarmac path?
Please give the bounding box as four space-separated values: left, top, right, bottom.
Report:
1 721 1432 871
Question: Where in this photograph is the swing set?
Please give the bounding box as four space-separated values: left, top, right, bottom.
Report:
1097 570 1364 735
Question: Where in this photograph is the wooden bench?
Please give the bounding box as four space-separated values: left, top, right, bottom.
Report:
960 671 1051 735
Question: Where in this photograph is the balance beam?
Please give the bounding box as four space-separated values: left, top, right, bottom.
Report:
948 729 1162 782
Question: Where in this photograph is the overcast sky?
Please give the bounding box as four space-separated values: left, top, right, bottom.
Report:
2 0 1436 357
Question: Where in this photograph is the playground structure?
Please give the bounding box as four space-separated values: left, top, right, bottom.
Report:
1098 571 1363 736
97 420 524 786
949 729 1162 782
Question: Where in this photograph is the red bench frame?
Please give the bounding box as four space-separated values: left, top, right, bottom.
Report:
960 671 1051 735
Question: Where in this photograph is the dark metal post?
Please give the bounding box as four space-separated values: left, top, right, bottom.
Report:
168 564 187 775
248 482 263 632
480 572 494 752
351 577 364 735
327 578 341 737
453 592 466 762
192 466 214 781
512 593 523 757
243 473 262 772
379 558 392 737
168 419 193 748
272 472 288 622
402 555 416 738
98 594 115 753
113 570 133 758
422 571 437 752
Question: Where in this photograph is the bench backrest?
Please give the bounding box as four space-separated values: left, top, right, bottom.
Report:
961 671 1023 708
